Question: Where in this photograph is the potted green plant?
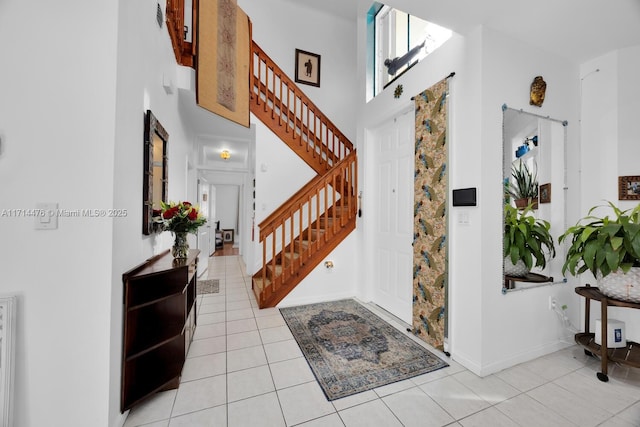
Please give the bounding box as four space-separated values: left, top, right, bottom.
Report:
504 203 556 277
559 202 640 302
509 159 539 209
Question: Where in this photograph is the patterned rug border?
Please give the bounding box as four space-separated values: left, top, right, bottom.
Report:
280 299 448 401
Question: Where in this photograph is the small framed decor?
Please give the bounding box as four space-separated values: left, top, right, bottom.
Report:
295 49 321 87
619 176 640 200
539 183 551 204
223 229 234 243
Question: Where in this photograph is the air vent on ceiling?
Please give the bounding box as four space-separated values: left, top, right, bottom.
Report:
156 3 163 28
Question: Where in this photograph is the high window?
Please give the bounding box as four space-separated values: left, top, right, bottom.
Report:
367 3 452 100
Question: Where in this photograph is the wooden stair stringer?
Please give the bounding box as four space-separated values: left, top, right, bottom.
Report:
252 216 356 308
250 100 336 176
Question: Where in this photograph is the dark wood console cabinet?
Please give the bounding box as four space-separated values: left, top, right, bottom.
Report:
575 285 640 382
121 249 199 411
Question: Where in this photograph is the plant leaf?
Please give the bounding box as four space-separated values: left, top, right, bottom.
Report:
580 226 596 242
605 246 620 272
583 240 598 272
610 236 624 251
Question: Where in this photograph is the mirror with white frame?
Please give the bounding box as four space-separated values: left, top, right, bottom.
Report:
502 105 567 292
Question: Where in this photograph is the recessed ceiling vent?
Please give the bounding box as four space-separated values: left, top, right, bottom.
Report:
156 3 163 28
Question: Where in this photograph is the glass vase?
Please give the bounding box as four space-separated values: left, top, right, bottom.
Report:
172 231 189 259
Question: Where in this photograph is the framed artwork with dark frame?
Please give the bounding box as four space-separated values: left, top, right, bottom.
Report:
618 175 640 200
223 229 234 243
539 183 551 204
295 49 321 87
142 110 169 235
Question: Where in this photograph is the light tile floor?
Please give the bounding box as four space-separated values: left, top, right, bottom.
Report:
124 255 640 427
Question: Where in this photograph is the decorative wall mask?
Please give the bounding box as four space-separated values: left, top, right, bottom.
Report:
529 76 547 107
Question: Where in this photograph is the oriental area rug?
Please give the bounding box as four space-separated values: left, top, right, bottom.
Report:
280 299 448 401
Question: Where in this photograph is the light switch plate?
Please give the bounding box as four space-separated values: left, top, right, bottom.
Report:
35 203 58 230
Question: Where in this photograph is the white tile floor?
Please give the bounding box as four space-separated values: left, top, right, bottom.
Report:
124 255 640 427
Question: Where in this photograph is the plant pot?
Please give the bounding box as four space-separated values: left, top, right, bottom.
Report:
597 267 640 303
514 197 538 210
504 257 530 277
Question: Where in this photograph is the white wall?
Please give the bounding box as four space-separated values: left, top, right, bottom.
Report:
357 0 488 368
238 0 358 141
250 117 317 274
471 27 582 375
214 185 240 234
0 1 197 426
0 1 118 426
357 0 586 375
278 233 359 307
579 45 640 342
236 0 359 294
112 1 196 424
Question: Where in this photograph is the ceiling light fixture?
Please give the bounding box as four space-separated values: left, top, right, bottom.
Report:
220 150 230 160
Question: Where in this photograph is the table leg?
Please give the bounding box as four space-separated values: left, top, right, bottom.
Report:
598 298 609 382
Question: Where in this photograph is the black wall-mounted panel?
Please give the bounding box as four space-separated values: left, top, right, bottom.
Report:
452 188 477 206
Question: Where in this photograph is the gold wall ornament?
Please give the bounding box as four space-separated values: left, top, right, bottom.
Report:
394 84 403 99
529 76 547 107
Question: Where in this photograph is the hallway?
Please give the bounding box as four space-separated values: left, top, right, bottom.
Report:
212 242 240 257
123 255 640 426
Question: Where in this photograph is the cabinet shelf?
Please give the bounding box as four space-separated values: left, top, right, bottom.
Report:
121 249 199 412
574 285 640 382
125 319 187 360
575 333 640 368
127 289 186 311
122 335 185 409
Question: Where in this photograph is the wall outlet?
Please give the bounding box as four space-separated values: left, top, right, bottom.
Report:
548 296 557 310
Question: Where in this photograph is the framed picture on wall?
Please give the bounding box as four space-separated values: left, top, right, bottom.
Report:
618 175 640 200
539 183 551 204
223 229 234 243
295 49 321 87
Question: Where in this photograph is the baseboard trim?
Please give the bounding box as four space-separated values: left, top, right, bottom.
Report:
450 339 574 377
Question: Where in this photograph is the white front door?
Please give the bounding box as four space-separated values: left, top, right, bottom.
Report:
372 112 414 324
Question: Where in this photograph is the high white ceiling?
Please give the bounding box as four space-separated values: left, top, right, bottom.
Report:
192 0 640 183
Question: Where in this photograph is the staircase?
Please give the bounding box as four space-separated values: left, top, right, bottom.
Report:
249 41 357 308
164 1 357 308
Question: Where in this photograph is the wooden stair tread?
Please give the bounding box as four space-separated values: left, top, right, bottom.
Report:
266 264 283 275
283 252 301 260
252 215 356 308
253 277 270 290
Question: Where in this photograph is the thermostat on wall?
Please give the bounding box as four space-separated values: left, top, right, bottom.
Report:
452 188 477 206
